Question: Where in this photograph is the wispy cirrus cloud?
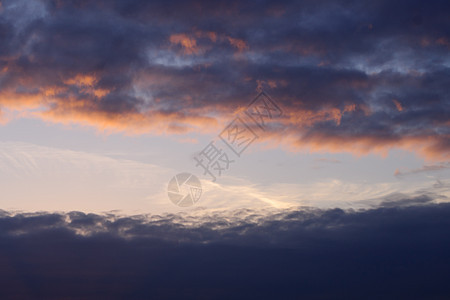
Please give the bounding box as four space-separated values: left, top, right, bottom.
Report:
395 162 450 177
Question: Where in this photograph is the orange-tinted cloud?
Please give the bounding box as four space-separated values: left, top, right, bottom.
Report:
259 125 450 162
393 99 403 112
195 30 218 42
436 37 450 48
227 37 249 52
169 34 200 55
170 30 248 55
0 0 448 163
37 104 219 135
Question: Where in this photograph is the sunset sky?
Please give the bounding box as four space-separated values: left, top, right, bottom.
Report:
0 0 449 298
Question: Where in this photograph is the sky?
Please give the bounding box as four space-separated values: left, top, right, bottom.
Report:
0 0 449 298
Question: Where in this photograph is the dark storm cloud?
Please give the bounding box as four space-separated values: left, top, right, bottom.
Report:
0 202 450 299
0 0 449 157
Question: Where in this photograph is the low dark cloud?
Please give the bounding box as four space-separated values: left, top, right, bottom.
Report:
0 202 450 299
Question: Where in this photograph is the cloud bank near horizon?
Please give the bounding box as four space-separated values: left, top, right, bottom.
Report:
0 202 450 298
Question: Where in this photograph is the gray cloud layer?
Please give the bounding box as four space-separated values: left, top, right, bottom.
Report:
0 201 450 299
0 0 448 158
